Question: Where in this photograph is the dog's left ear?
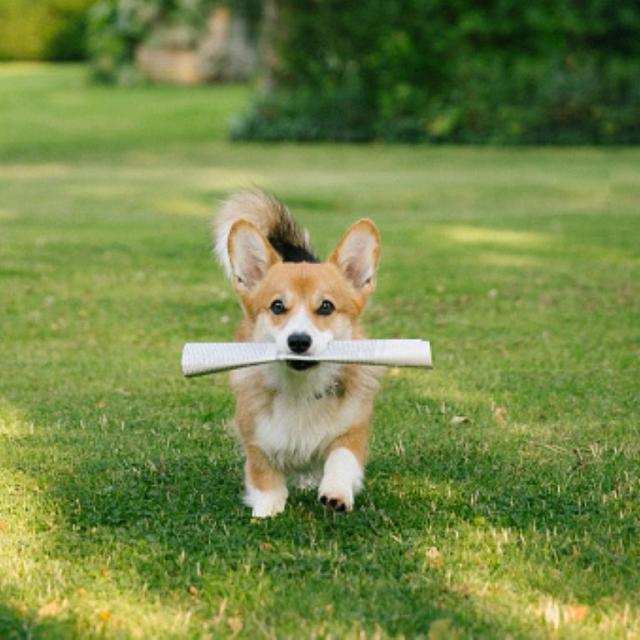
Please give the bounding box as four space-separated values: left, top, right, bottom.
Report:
329 219 380 297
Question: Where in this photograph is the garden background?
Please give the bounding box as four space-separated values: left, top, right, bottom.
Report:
0 1 639 638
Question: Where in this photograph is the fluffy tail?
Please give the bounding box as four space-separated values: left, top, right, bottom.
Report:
214 189 318 279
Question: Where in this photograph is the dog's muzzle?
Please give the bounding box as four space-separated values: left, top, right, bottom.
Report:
286 359 318 371
286 332 318 370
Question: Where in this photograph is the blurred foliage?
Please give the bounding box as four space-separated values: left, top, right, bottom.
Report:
0 0 96 60
87 0 261 84
232 0 640 144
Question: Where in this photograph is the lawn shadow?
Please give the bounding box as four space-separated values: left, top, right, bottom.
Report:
0 597 81 640
2 375 637 636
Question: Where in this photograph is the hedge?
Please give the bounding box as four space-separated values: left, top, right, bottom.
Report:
0 0 95 61
231 0 640 144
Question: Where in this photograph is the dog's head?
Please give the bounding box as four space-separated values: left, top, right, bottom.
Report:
227 219 380 371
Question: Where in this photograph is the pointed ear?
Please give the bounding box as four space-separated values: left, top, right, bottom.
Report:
329 219 380 295
227 220 280 292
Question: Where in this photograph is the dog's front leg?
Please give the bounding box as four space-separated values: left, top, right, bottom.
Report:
244 444 288 518
319 424 369 512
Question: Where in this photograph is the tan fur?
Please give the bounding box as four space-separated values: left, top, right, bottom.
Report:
215 190 381 516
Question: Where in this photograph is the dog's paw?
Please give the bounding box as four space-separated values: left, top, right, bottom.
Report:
318 477 354 512
318 492 351 513
318 447 362 513
245 485 288 518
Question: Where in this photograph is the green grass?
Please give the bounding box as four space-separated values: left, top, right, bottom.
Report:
1 63 639 639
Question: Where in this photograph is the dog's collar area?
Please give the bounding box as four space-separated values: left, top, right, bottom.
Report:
314 378 346 400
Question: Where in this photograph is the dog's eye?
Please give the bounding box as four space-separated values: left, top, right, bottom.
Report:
317 300 335 316
270 299 286 315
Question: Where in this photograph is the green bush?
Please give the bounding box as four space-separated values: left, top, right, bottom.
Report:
0 0 95 61
86 0 261 84
232 0 640 144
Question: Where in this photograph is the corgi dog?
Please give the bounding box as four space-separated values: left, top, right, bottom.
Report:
214 189 381 517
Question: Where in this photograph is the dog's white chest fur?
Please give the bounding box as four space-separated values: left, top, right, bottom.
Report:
251 366 359 472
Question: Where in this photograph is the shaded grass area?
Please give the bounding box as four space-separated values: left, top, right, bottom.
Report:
1 64 639 638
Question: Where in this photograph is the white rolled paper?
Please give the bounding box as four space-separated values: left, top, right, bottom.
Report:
182 339 432 378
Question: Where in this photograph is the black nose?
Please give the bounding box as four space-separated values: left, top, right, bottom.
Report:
288 333 312 354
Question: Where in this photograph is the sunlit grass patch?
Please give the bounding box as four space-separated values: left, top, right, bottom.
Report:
0 63 638 638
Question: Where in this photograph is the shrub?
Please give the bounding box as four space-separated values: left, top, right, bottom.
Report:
0 0 95 61
86 0 261 84
232 0 640 144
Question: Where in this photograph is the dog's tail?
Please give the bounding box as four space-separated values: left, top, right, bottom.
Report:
214 188 318 280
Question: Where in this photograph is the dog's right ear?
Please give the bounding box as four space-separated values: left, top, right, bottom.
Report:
227 220 281 293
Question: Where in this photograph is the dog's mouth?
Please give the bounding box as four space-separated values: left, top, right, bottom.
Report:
286 359 319 371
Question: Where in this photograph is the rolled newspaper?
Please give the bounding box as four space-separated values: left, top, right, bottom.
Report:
182 339 432 378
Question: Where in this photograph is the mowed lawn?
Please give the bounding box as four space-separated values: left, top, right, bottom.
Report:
1 64 639 639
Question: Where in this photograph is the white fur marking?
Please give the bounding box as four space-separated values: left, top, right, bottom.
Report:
253 373 360 471
318 447 363 510
278 307 334 356
244 483 288 518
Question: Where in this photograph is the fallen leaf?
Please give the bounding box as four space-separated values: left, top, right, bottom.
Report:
494 406 507 427
566 605 588 623
97 610 111 623
38 601 60 618
450 415 469 425
259 542 274 551
426 546 443 568
227 616 243 636
426 546 440 560
188 585 199 597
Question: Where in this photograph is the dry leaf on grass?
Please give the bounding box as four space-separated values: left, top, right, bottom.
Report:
450 415 469 425
227 616 243 637
565 605 588 623
97 610 111 623
494 406 507 427
37 601 60 618
426 546 443 568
